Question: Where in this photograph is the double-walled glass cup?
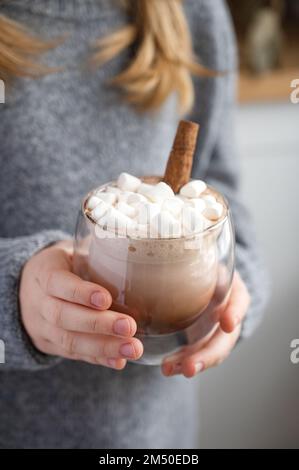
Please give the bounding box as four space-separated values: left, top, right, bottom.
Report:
73 179 235 365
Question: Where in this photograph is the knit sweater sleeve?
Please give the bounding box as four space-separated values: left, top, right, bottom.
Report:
0 230 69 370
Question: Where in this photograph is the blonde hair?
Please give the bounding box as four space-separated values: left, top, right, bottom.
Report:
0 14 60 81
0 0 211 113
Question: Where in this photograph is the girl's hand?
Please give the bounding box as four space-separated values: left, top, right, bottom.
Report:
162 272 250 378
20 240 143 369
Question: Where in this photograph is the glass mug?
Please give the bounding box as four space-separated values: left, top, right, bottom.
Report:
73 178 235 365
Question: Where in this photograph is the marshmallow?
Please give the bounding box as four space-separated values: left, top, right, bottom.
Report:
189 198 206 213
137 183 152 196
151 211 182 238
202 194 217 206
126 193 148 205
129 201 144 213
87 195 102 210
101 207 136 235
117 191 134 203
175 194 187 201
162 197 184 218
182 206 206 235
117 172 141 192
116 201 136 218
180 180 207 198
87 173 224 239
95 192 117 205
146 182 174 203
137 203 161 225
106 186 122 196
91 201 109 221
204 202 223 221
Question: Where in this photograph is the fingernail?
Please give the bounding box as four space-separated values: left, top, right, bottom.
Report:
107 358 117 368
195 361 204 373
91 292 108 308
163 363 173 376
113 319 131 336
165 362 181 376
120 343 135 358
172 362 182 375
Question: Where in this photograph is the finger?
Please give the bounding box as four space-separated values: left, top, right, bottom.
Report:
42 269 112 310
44 324 143 360
162 326 240 378
37 339 127 370
41 297 137 337
220 273 250 333
161 326 218 375
182 326 240 377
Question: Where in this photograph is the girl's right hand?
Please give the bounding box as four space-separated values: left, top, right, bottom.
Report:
19 240 143 369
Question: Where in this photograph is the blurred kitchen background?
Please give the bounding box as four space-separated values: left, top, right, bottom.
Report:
199 0 299 449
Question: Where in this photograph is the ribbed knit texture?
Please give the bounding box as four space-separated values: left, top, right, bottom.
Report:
0 0 268 448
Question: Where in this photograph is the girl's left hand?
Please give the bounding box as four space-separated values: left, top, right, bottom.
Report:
162 272 250 378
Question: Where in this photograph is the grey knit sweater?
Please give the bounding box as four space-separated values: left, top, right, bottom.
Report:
0 0 268 449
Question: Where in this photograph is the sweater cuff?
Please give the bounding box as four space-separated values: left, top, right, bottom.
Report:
0 230 70 371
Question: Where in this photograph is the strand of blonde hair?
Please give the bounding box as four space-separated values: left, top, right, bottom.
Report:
0 0 213 113
0 14 61 81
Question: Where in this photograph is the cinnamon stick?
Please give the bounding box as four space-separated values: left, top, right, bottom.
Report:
163 120 200 193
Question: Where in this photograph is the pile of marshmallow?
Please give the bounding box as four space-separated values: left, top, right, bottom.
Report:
86 173 224 238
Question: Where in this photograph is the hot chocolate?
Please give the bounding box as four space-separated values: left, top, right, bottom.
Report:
83 177 227 334
73 121 235 364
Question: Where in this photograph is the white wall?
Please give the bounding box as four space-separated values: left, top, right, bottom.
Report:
199 102 299 449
